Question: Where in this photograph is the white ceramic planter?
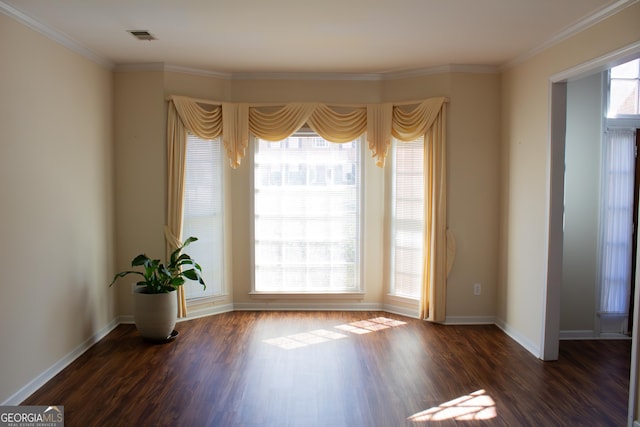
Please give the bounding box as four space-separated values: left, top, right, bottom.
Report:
133 287 178 340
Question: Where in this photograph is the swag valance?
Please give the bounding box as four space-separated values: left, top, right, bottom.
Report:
167 95 447 168
166 94 447 323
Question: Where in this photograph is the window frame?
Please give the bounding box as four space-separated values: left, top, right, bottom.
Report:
607 58 640 119
249 131 366 297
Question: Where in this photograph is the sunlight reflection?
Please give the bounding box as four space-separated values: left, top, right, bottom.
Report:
264 329 348 349
408 390 497 422
263 317 407 350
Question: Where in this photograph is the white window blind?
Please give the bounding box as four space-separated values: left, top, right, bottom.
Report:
253 133 361 292
181 133 224 299
390 137 424 299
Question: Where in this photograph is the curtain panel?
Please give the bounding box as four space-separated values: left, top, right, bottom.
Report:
166 95 448 319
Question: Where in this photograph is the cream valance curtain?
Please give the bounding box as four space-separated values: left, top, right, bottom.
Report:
168 95 446 168
166 94 447 320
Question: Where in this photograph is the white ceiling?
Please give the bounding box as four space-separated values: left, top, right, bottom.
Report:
1 0 635 77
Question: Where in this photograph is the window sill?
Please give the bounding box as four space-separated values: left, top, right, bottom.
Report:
249 291 365 300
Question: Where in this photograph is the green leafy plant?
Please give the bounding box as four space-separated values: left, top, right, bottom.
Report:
109 236 206 294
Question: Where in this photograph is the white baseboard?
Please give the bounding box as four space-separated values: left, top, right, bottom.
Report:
233 301 383 311
118 314 134 324
381 303 419 319
443 316 496 325
559 330 632 340
559 330 596 340
2 318 120 405
495 318 541 358
179 303 234 321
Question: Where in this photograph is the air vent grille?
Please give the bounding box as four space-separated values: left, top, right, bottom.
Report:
127 30 156 41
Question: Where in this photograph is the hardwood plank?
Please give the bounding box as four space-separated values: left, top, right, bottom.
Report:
22 311 630 426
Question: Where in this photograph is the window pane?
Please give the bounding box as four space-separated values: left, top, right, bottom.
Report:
611 59 640 78
609 59 640 116
254 134 361 292
390 138 424 299
182 133 224 299
610 79 638 115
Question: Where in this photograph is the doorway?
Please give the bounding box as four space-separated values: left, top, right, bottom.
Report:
546 45 640 425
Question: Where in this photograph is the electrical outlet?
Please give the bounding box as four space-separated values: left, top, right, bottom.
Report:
473 283 481 296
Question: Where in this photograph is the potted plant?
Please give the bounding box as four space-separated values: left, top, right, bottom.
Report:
109 236 206 340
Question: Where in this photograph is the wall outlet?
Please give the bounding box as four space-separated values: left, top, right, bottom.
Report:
473 283 481 296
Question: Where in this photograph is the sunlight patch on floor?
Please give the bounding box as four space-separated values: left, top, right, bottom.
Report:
263 317 407 349
407 389 497 422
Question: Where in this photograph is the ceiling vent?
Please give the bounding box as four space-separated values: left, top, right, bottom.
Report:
127 30 156 41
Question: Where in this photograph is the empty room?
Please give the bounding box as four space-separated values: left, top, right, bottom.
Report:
1 1 640 426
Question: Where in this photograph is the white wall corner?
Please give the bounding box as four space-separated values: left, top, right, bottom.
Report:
495 318 542 358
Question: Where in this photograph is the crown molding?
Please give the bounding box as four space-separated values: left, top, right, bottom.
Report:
503 0 640 70
114 63 499 81
113 62 165 73
0 0 113 69
164 64 232 79
383 64 499 80
230 71 384 81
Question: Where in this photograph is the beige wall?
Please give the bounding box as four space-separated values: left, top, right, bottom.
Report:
0 13 115 403
499 2 640 354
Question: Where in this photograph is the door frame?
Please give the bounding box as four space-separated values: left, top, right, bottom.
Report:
546 41 640 426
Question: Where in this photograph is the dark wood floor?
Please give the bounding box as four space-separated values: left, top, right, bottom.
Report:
23 311 631 426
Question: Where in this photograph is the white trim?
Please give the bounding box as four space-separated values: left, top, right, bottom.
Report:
632 421 640 427
233 301 382 311
629 215 640 427
382 303 419 319
495 318 541 358
249 292 365 300
541 81 567 361
113 63 166 73
108 62 499 82
165 64 232 79
180 303 234 321
1 318 120 405
379 64 499 80
0 0 113 69
503 0 640 70
231 71 383 81
442 316 496 325
118 314 134 324
559 330 597 340
550 40 640 83
385 294 419 306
